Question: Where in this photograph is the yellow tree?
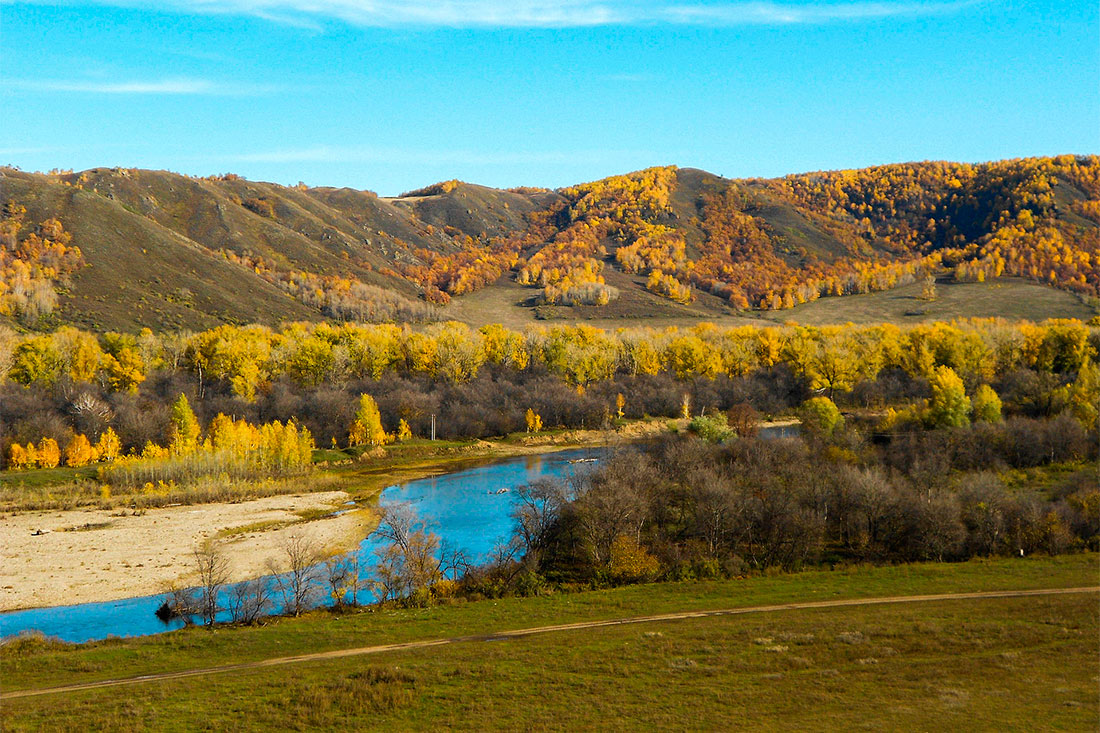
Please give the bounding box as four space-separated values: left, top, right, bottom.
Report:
168 394 201 455
37 438 61 468
7 443 29 470
971 384 1003 423
926 366 971 428
402 330 438 374
397 419 413 442
801 396 843 436
349 394 388 447
9 336 62 387
185 325 272 401
525 408 543 433
53 327 103 383
430 321 485 382
94 427 121 462
663 335 721 380
282 334 335 387
343 324 401 380
1063 358 1099 428
23 442 38 468
479 324 529 370
618 332 662 376
103 347 145 393
64 434 97 467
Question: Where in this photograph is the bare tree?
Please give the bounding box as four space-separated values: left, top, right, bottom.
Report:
726 403 760 439
575 471 649 566
511 478 569 562
69 392 114 438
159 581 198 625
374 503 421 553
193 540 230 626
690 474 745 559
226 578 273 624
439 539 471 581
268 534 323 616
323 553 363 607
372 504 443 604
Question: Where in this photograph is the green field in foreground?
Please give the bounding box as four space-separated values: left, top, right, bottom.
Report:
2 554 1097 731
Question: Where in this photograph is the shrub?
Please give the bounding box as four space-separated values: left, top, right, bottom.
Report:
688 412 733 443
801 396 842 436
972 384 1003 423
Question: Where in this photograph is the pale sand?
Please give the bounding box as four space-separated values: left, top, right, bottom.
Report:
0 492 370 612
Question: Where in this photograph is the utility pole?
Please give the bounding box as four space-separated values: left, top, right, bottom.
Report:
431 413 436 441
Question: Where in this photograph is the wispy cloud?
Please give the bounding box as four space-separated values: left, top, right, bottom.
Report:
662 1 981 24
3 77 278 96
9 1 985 29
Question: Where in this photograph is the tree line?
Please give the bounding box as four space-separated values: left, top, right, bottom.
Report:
1 318 1096 466
495 423 1097 591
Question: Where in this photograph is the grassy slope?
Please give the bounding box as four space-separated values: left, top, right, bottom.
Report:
1 554 1096 730
388 182 561 240
2 171 318 332
445 276 1094 329
756 277 1097 326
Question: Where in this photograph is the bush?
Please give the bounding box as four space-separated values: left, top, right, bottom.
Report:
688 412 732 443
801 396 842 436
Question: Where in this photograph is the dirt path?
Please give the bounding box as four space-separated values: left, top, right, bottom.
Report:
4 585 1095 700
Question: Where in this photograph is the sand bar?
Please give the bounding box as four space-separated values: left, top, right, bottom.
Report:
0 491 369 612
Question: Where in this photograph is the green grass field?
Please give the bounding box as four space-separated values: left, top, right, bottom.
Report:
444 276 1095 330
757 277 1096 326
3 554 1096 731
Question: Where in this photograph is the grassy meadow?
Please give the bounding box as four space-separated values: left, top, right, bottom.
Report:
446 275 1095 330
2 554 1096 731
758 277 1097 327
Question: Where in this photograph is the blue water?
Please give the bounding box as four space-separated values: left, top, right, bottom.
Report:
0 448 601 644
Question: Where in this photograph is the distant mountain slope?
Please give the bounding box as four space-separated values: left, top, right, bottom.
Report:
1 155 1096 332
1 171 318 331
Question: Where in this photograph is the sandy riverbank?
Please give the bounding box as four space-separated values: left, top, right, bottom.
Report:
0 491 369 612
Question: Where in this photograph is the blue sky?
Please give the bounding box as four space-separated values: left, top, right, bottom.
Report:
1 1 1096 194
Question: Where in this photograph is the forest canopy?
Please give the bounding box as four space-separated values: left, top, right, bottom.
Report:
0 318 1095 465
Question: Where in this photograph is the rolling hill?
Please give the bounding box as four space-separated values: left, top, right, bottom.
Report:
1 155 1096 333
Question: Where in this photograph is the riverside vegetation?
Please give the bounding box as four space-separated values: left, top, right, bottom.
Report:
0 317 1095 511
0 317 1093 619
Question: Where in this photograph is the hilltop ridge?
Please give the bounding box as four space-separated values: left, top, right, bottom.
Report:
1 155 1096 332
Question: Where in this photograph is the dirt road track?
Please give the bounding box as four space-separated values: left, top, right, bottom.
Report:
4 585 1096 700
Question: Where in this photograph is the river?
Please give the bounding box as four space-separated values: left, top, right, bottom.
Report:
0 425 798 644
0 447 602 644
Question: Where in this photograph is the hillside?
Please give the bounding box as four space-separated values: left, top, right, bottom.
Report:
1 155 1097 332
